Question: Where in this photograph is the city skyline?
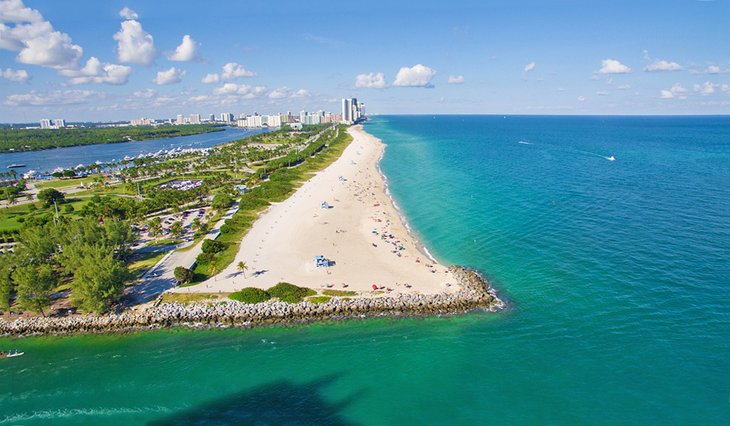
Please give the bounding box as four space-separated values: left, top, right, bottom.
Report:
1 0 730 122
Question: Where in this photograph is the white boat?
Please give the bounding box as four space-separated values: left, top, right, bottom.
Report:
607 155 616 161
2 350 24 358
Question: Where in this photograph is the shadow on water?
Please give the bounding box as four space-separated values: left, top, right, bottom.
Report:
148 374 360 426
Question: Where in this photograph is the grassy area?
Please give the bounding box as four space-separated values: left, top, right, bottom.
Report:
34 177 91 189
192 126 352 281
307 296 332 304
160 292 225 304
128 250 167 277
322 289 358 297
147 239 182 247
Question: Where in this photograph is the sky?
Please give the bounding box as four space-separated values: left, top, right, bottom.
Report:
1 0 729 122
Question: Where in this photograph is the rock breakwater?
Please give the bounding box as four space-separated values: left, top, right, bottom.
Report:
0 266 504 337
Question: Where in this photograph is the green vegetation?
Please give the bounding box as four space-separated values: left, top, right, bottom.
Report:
267 282 316 303
227 282 316 304
174 266 194 284
322 289 358 297
229 287 271 304
37 188 66 207
0 217 134 314
128 250 166 278
307 296 332 304
0 124 223 153
192 125 352 280
0 123 351 315
160 292 223 304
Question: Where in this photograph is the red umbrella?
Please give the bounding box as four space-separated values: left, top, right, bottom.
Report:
371 284 378 290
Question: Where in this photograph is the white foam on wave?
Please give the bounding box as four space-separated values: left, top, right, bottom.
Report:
0 406 173 424
375 140 439 264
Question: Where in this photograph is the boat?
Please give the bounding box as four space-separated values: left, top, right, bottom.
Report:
607 156 616 161
2 350 24 358
6 164 26 169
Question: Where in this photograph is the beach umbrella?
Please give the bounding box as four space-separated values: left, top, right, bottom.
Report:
371 284 378 290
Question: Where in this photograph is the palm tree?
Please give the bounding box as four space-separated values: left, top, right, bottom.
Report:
237 261 248 278
209 262 219 281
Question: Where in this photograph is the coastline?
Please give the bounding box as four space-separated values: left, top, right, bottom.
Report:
0 124 505 337
178 125 461 295
0 266 503 337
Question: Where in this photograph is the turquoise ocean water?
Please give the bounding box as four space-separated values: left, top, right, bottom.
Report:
1 115 729 424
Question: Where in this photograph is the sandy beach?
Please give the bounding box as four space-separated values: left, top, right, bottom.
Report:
176 125 458 296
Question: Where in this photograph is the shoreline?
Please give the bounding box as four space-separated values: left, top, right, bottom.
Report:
0 124 506 337
376 142 440 264
180 125 461 295
0 266 504 337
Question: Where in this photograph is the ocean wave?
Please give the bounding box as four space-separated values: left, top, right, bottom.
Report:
0 405 174 424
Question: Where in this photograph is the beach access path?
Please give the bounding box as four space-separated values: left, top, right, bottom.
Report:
124 203 239 305
175 125 458 296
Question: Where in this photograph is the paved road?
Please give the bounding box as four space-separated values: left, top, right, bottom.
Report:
123 202 239 305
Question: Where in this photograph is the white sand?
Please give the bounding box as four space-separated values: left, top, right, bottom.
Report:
176 125 458 296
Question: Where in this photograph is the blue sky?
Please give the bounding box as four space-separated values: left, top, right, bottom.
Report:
1 0 729 122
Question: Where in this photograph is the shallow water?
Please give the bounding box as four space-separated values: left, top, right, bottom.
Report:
1 115 729 424
0 126 265 174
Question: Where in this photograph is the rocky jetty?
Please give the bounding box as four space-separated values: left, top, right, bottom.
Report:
0 266 504 337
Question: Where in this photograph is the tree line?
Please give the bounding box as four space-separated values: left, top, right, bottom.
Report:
0 124 223 153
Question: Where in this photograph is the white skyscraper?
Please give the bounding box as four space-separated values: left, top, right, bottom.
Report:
220 112 233 123
176 114 185 125
189 114 201 124
39 119 52 129
53 119 66 128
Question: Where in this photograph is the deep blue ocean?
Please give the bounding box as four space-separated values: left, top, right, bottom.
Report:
1 115 728 424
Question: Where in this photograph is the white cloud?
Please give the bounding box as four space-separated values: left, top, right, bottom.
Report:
0 0 42 22
153 67 185 85
670 83 687 93
577 96 586 102
59 57 132 85
598 58 631 74
393 64 436 87
266 86 310 99
1 68 30 83
447 75 465 84
705 65 721 74
596 91 609 96
201 73 219 84
660 83 688 99
132 89 156 98
114 16 157 65
0 0 83 69
355 72 387 88
213 83 266 98
203 62 256 84
644 60 682 72
167 34 199 62
118 7 138 20
693 81 716 95
221 62 255 80
722 84 730 93
524 62 536 72
4 89 104 107
617 84 631 90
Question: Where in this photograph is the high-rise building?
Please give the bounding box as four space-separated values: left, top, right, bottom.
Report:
220 112 233 123
209 114 216 122
39 119 52 129
52 119 66 128
341 98 364 123
176 114 185 125
342 99 351 123
189 114 201 124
